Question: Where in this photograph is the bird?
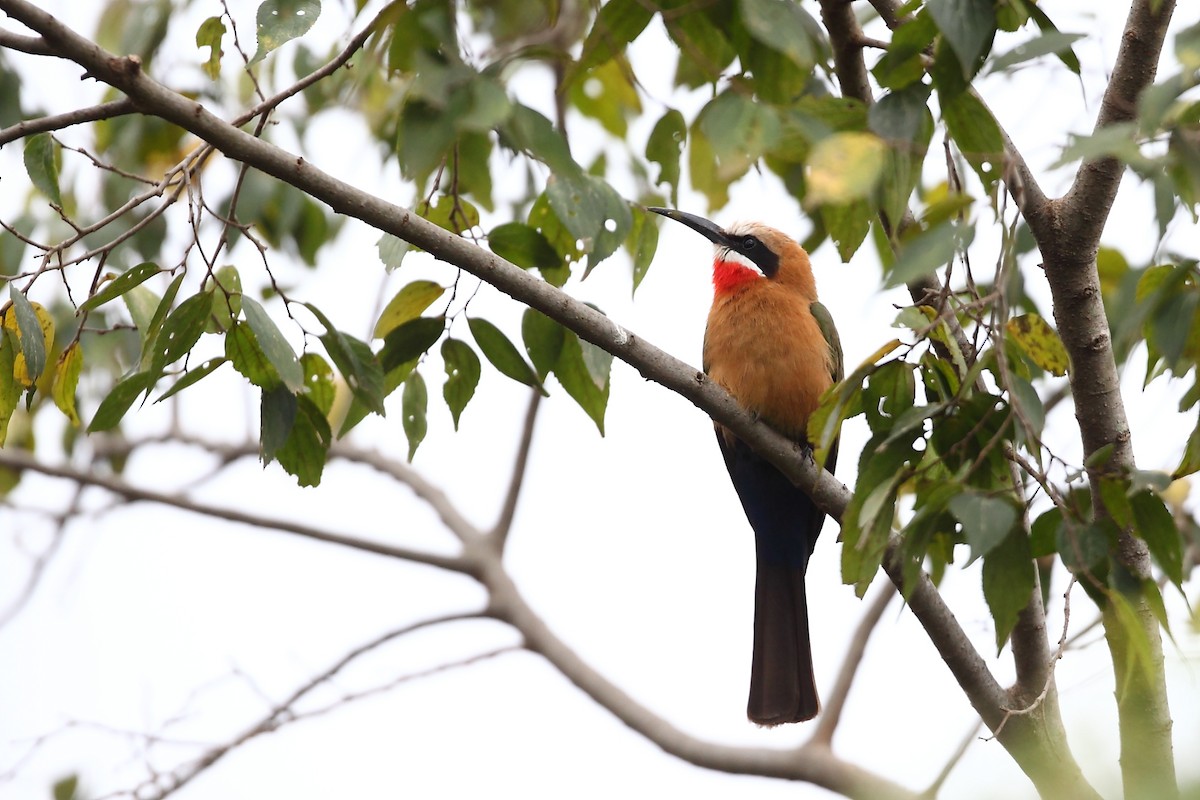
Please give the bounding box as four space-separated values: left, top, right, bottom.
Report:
648 207 843 725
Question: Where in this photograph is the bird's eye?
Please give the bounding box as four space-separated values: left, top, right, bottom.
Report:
742 236 758 251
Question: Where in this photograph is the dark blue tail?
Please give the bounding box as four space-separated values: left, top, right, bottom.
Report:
718 430 833 724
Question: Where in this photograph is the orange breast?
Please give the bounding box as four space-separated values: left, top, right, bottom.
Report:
703 283 834 440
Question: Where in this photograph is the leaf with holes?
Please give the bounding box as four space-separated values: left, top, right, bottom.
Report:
196 16 226 79
151 291 214 379
251 0 320 65
647 108 686 205
402 370 427 461
441 338 480 430
488 223 561 272
80 262 162 314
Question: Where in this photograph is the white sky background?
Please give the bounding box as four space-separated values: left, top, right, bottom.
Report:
1 1 1198 799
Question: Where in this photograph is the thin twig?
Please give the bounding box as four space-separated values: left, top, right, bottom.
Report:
0 97 135 146
491 389 542 549
810 580 896 746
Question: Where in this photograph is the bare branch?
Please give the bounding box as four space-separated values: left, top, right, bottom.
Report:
0 449 470 575
819 0 873 107
810 580 896 746
0 26 52 55
921 721 984 798
484 562 920 800
0 98 135 146
127 612 496 800
490 389 542 548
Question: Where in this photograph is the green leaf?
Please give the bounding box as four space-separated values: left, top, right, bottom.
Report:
1030 506 1061 558
546 172 632 270
927 0 996 77
260 383 297 464
872 11 938 90
8 288 46 384
522 308 566 381
982 526 1035 649
626 209 660 294
1007 313 1070 376
942 91 1004 189
949 490 1021 563
196 16 226 79
134 272 184 371
151 291 215 378
487 223 561 272
51 342 83 425
1058 519 1116 575
276 394 330 486
23 133 61 206
738 0 817 70
1130 490 1184 587
1021 0 1082 74
402 370 427 461
301 351 335 415
821 201 872 262
420 194 481 236
698 92 782 182
886 220 974 288
379 316 444 373
373 280 446 339
251 0 320 65
469 316 544 393
80 262 163 313
226 320 279 388
441 338 480 430
304 303 385 417
554 332 610 433
862 359 917 435
156 357 227 403
88 371 155 432
204 264 243 333
502 103 577 176
986 31 1085 74
240 296 303 392
572 0 653 76
647 109 686 205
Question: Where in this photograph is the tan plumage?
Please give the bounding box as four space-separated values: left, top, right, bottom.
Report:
650 209 843 725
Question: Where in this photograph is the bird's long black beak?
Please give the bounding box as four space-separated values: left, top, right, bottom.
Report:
647 207 733 248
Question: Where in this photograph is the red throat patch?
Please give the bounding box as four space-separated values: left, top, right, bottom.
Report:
712 259 760 296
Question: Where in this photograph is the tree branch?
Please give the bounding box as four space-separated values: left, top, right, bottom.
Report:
490 389 542 549
128 612 496 800
0 98 135 146
0 449 470 575
810 580 895 746
482 558 919 800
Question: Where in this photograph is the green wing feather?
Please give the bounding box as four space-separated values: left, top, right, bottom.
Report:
810 300 843 383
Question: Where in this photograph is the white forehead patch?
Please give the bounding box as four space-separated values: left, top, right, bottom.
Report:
712 221 778 272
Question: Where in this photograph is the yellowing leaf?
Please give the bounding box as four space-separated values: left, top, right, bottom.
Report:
1007 313 1070 376
52 342 83 425
373 281 445 339
805 132 887 207
4 299 55 387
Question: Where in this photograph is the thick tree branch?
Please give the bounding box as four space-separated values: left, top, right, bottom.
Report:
819 0 873 107
1017 1 1179 796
